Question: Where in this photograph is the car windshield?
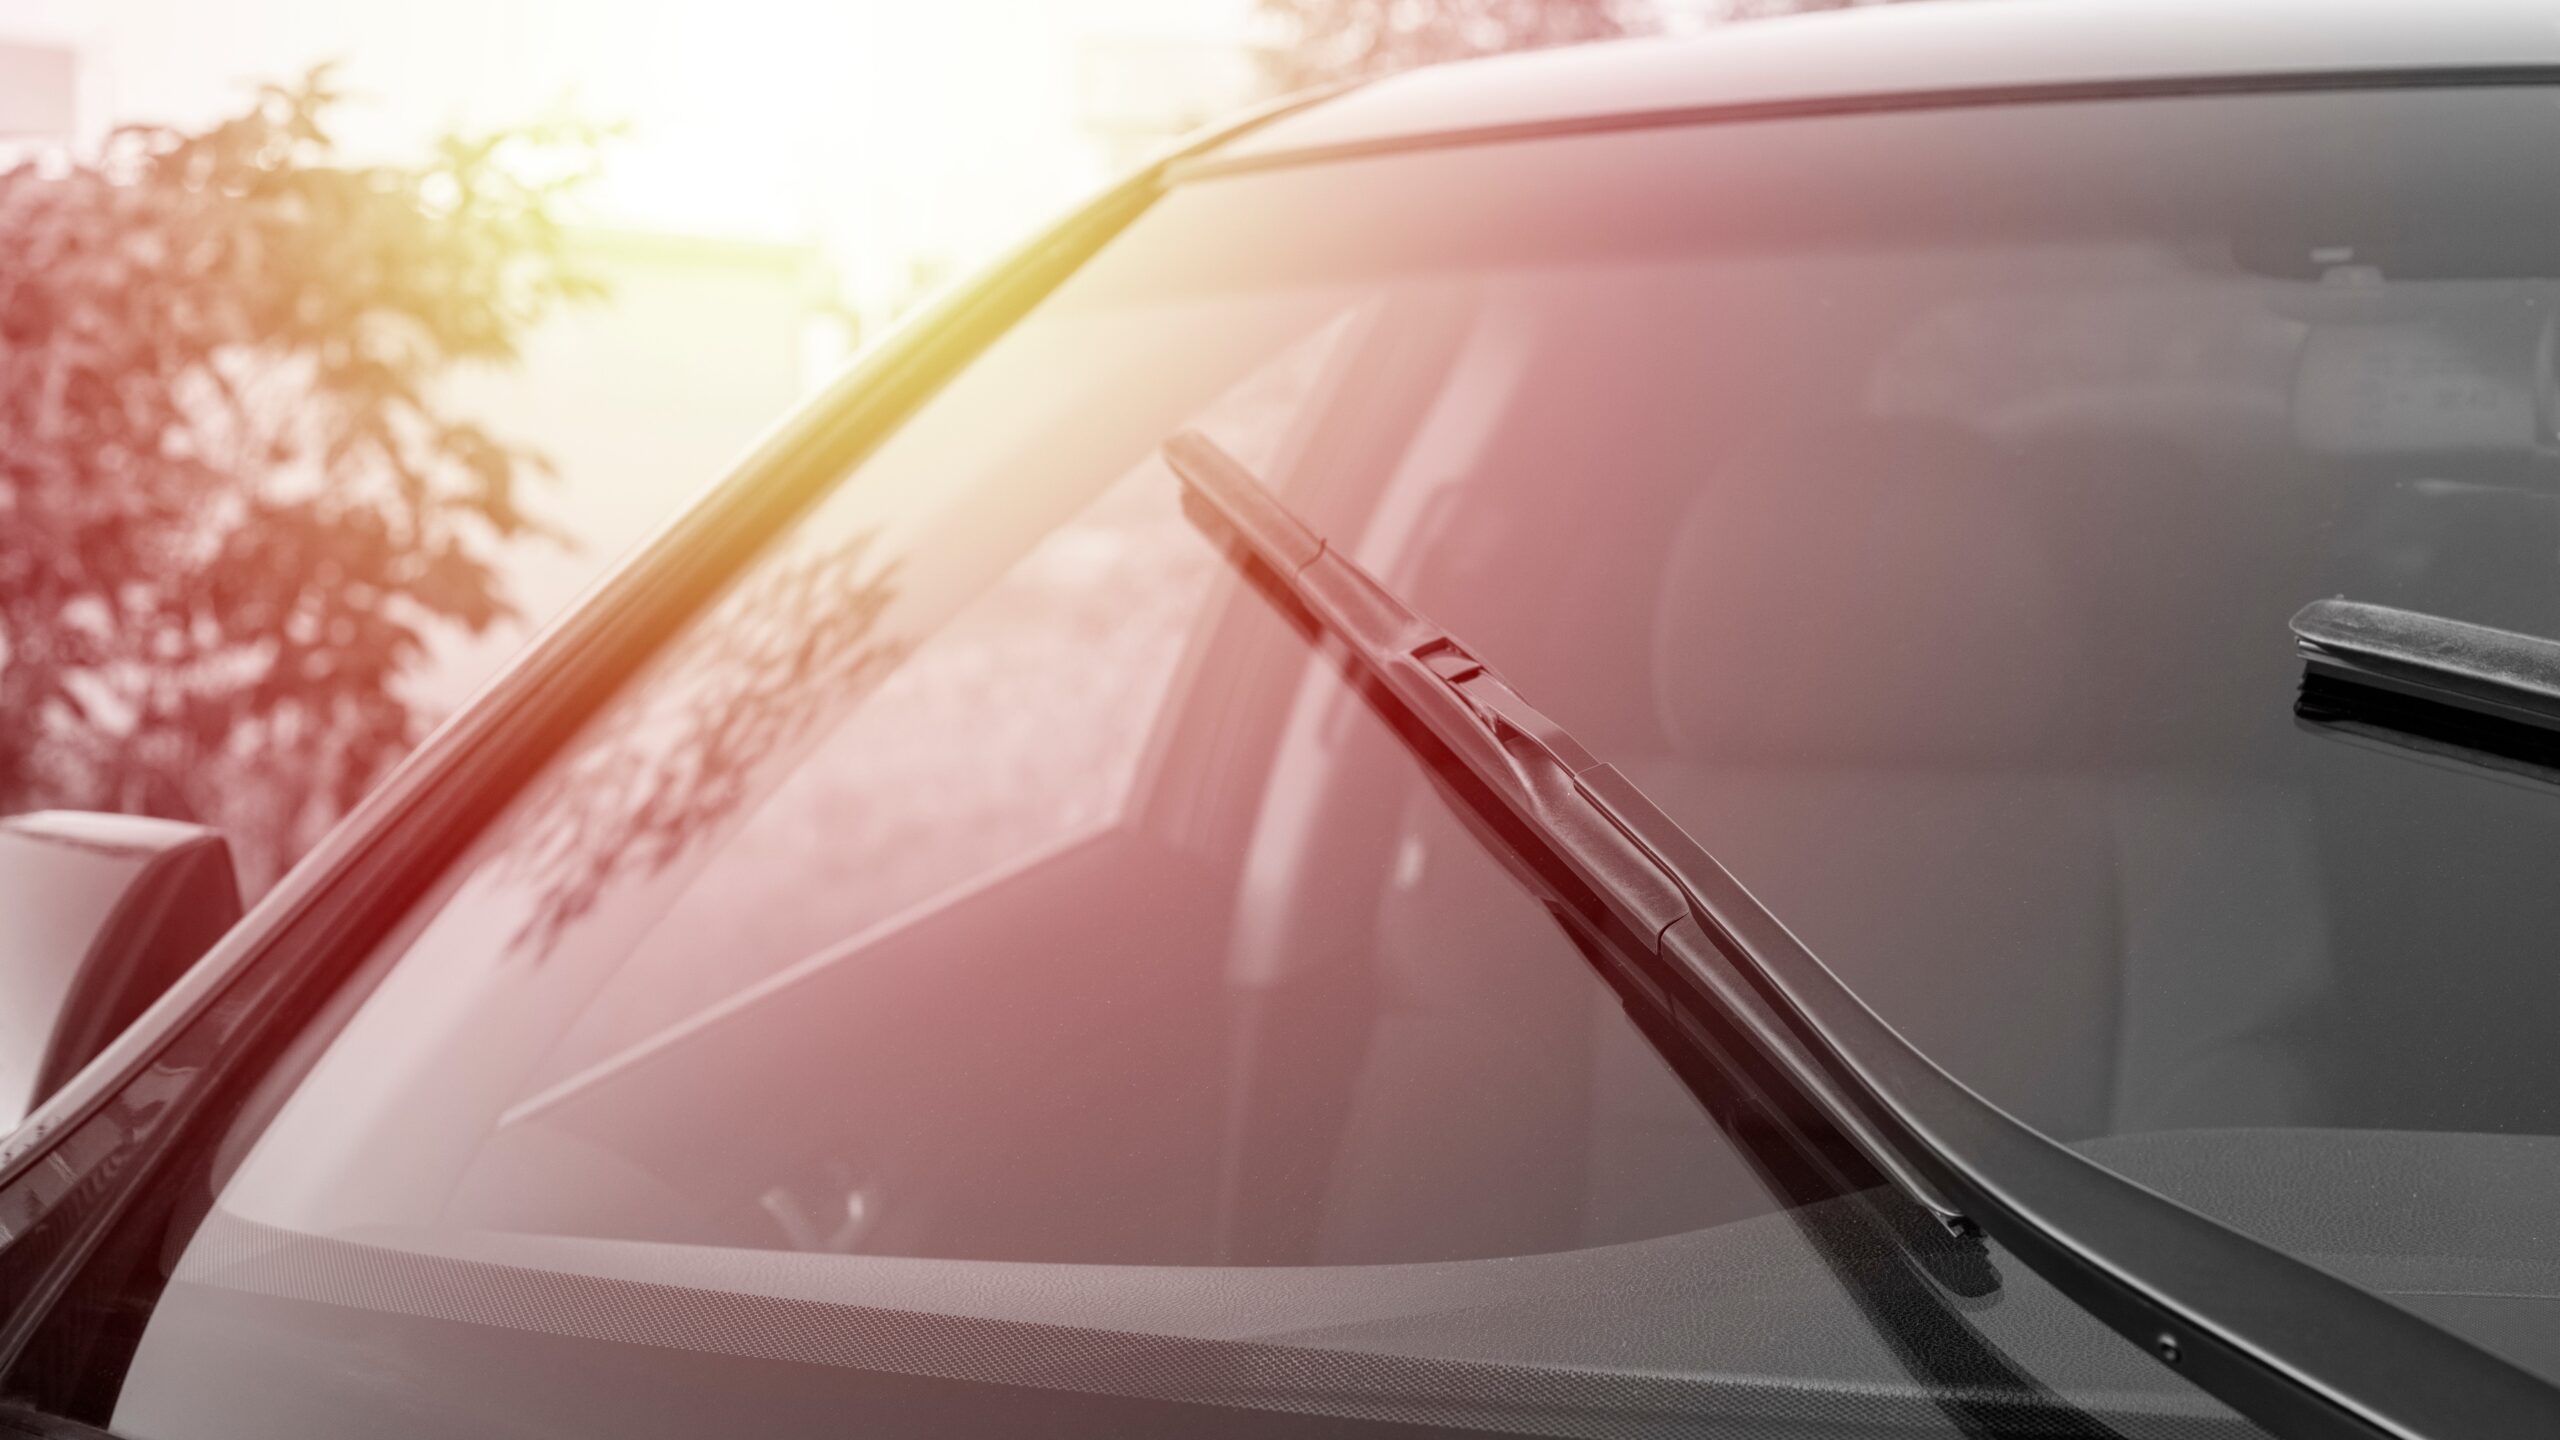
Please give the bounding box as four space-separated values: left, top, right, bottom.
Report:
118 85 2560 1439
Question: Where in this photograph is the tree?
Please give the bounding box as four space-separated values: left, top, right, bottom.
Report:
1716 0 1904 18
1251 0 1961 89
1254 0 1656 90
0 70 601 888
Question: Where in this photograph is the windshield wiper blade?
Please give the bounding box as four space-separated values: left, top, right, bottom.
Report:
2292 597 2560 782
2293 599 2560 735
2292 600 2560 787
1166 429 2560 1440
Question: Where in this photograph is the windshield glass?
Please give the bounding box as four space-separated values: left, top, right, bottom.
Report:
120 85 2560 1439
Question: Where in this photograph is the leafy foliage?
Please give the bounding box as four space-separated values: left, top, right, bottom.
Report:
0 69 601 887
1254 0 1655 89
1716 0 1895 18
495 533 904 958
1251 0 1958 89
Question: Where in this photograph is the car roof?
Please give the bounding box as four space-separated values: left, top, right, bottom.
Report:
1205 0 2560 170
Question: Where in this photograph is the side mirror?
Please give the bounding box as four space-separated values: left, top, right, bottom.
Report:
0 812 242 1132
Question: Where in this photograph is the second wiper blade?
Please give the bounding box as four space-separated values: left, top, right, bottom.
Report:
2293 598 2560 734
2291 600 2560 787
1165 429 2560 1440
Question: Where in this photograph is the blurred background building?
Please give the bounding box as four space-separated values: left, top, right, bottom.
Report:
0 37 75 141
423 228 835 709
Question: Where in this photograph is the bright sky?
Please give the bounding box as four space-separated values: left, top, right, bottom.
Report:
0 0 1276 706
0 0 1257 272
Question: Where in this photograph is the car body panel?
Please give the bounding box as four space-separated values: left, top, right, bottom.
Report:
1214 0 2560 168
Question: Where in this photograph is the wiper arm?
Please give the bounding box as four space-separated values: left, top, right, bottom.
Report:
1166 430 2560 1440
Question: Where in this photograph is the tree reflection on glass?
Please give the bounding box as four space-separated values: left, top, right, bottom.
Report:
491 531 904 958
